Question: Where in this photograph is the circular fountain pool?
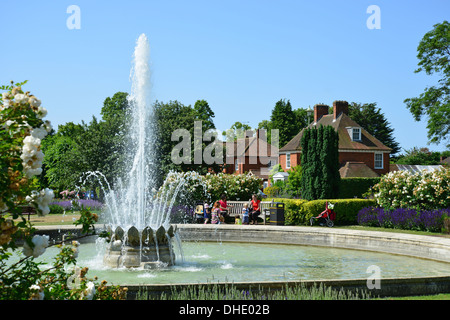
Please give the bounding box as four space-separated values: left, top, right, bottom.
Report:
36 240 450 286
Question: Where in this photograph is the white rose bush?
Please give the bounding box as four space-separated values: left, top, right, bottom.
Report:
158 171 262 222
0 82 126 300
371 168 450 211
358 168 450 233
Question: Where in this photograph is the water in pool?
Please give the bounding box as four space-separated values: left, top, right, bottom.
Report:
32 240 450 286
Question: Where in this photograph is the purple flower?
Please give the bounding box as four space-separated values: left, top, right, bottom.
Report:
358 206 450 232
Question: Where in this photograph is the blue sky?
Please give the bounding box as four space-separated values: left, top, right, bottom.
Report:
1 0 449 153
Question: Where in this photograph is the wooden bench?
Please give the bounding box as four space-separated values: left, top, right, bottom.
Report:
224 200 273 225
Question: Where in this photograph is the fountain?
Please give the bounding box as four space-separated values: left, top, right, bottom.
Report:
100 34 182 269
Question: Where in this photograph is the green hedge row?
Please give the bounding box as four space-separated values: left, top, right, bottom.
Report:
269 198 377 226
338 177 381 199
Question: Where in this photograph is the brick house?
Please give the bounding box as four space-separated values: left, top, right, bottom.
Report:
279 100 391 177
223 130 278 188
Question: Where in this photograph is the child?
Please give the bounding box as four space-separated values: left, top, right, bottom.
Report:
242 203 250 225
203 203 211 224
211 201 221 224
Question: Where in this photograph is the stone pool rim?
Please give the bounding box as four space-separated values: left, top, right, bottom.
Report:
35 224 450 298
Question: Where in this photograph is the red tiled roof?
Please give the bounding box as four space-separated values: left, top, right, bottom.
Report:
280 112 392 153
339 161 379 178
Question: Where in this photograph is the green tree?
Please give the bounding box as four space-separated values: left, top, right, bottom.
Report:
404 21 450 148
41 134 83 191
286 165 302 197
300 125 340 200
394 147 450 165
42 92 131 192
270 99 298 149
348 102 401 155
223 121 252 141
153 99 221 186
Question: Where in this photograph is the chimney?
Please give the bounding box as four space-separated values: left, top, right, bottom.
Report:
333 100 349 120
314 104 329 123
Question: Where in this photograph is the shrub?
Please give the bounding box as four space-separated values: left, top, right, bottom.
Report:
264 186 281 198
269 198 375 225
371 168 450 210
270 198 308 225
302 199 376 225
49 204 64 214
338 177 381 199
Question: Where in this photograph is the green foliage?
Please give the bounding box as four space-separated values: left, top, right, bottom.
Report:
259 104 309 145
286 165 302 197
404 20 450 148
393 147 450 165
300 125 340 200
153 100 222 187
49 204 64 214
348 102 401 155
270 99 298 148
223 121 252 141
270 198 308 225
139 282 368 300
0 82 125 300
161 171 262 206
338 177 381 199
263 185 281 198
269 198 376 225
371 168 450 210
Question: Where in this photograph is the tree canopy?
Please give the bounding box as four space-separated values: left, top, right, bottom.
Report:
404 20 450 148
348 102 401 155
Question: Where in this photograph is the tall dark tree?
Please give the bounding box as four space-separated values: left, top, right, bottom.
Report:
348 102 401 155
404 21 450 148
270 99 298 149
300 125 340 200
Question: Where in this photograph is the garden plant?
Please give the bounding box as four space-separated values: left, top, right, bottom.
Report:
0 82 126 300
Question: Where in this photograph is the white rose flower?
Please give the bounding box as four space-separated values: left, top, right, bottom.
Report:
29 284 45 300
14 93 28 104
23 235 49 258
37 106 47 119
83 282 96 300
28 97 41 107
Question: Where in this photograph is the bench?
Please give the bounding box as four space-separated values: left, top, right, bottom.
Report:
223 200 274 225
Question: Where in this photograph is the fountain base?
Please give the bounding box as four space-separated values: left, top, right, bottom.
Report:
103 225 176 268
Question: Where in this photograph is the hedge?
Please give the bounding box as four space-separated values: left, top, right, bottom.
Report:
269 198 376 226
338 177 380 199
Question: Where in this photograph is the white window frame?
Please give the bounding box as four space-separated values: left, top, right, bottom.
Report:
374 153 383 169
352 128 361 141
286 152 291 169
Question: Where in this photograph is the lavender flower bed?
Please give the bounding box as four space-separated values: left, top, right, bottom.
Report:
49 199 104 212
357 206 450 232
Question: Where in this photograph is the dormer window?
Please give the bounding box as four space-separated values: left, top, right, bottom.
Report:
346 127 362 141
352 128 361 141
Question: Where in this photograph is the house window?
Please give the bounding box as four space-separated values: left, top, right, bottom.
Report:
374 153 383 169
286 153 291 169
352 128 361 141
235 159 239 172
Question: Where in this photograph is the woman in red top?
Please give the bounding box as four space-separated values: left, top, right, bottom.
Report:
250 194 261 225
218 194 233 223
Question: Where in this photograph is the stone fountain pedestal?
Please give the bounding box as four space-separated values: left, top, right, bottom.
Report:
104 225 176 269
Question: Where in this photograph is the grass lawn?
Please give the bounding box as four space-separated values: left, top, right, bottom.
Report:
18 211 82 226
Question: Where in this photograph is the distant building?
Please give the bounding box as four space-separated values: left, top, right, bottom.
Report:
279 100 392 178
223 130 278 187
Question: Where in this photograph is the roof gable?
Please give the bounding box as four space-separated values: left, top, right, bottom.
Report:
280 112 392 153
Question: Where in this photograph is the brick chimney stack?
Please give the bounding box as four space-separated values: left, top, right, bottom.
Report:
333 100 349 120
314 104 329 123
